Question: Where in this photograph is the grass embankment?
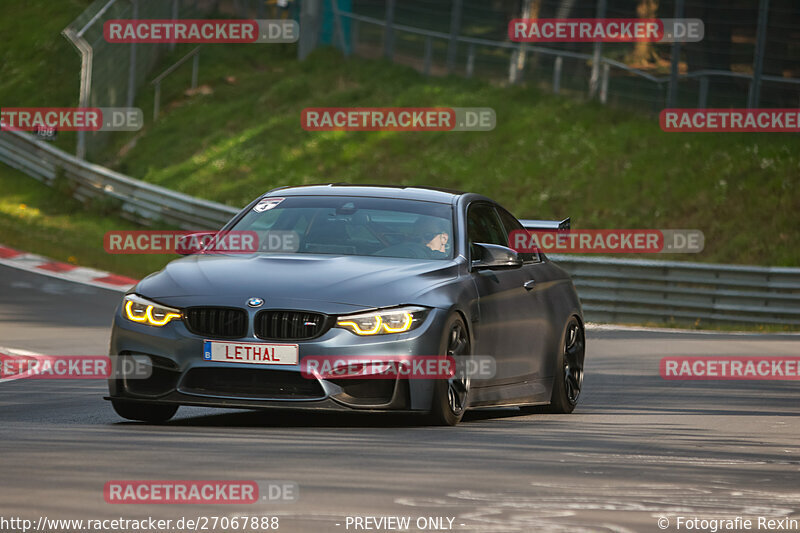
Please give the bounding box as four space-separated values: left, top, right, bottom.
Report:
1 3 798 275
102 45 800 266
0 164 173 279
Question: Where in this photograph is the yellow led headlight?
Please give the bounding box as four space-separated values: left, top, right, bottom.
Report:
123 294 181 327
336 306 428 336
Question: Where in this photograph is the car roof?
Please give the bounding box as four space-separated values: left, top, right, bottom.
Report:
262 183 465 203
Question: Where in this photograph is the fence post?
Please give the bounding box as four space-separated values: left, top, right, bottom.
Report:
298 0 321 60
698 76 709 108
63 27 93 159
330 0 350 56
666 0 685 108
508 50 518 84
553 56 563 94
423 36 433 76
748 0 770 108
191 52 199 89
588 0 607 98
351 19 359 53
446 0 463 73
600 62 610 104
126 0 139 108
384 0 396 60
466 43 475 78
170 0 178 52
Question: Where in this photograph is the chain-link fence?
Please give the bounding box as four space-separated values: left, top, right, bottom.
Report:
339 0 800 112
60 0 799 159
61 0 304 160
61 0 225 160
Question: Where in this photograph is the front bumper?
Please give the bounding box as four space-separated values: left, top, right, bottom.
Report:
107 304 448 412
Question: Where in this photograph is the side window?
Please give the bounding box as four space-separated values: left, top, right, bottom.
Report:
467 203 506 260
496 207 540 263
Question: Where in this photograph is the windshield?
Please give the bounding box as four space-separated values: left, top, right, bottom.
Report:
229 195 455 260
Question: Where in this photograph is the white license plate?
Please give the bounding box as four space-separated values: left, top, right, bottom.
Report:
203 340 298 366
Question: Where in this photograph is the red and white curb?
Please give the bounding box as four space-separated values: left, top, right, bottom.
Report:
0 244 138 292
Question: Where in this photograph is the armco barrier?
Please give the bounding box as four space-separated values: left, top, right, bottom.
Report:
1 130 798 326
551 255 800 326
0 130 237 229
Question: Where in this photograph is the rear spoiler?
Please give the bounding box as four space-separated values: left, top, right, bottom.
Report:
519 217 570 231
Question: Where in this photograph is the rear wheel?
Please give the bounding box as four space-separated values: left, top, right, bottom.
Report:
427 314 471 426
522 316 585 414
111 400 178 423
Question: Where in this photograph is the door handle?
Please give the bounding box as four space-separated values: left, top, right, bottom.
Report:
523 279 536 291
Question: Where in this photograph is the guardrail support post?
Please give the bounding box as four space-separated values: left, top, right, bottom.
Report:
466 44 475 78
191 52 199 89
446 0 463 73
384 0 396 60
588 0 607 98
666 0 685 108
423 36 433 76
153 82 161 121
553 56 563 94
698 76 709 108
748 0 769 108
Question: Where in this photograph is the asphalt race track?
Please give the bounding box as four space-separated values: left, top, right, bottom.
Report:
1 263 799 533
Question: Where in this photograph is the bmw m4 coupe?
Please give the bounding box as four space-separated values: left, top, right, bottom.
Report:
107 184 585 425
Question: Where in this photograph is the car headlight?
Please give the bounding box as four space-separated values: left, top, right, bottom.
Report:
123 294 182 327
336 306 429 336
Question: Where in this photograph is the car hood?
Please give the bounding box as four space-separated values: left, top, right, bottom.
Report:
135 253 461 312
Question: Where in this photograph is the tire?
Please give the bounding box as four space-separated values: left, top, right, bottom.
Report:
427 314 471 426
521 316 585 414
112 399 178 423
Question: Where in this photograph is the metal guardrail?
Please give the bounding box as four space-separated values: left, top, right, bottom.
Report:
1 129 798 326
551 255 800 326
0 130 238 230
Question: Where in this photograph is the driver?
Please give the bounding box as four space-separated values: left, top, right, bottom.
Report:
375 216 451 259
415 217 449 256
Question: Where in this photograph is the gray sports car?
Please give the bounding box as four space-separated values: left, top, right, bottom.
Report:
107 185 585 425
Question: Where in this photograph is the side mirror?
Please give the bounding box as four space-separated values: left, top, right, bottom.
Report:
175 231 218 255
471 243 523 270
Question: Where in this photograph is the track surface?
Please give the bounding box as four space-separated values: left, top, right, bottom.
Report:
1 263 799 533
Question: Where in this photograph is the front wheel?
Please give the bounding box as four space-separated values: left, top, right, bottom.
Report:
112 399 178 423
427 314 471 426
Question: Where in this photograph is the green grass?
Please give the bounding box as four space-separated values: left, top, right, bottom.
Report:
0 0 88 152
0 164 173 279
1 2 798 269
100 45 800 266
